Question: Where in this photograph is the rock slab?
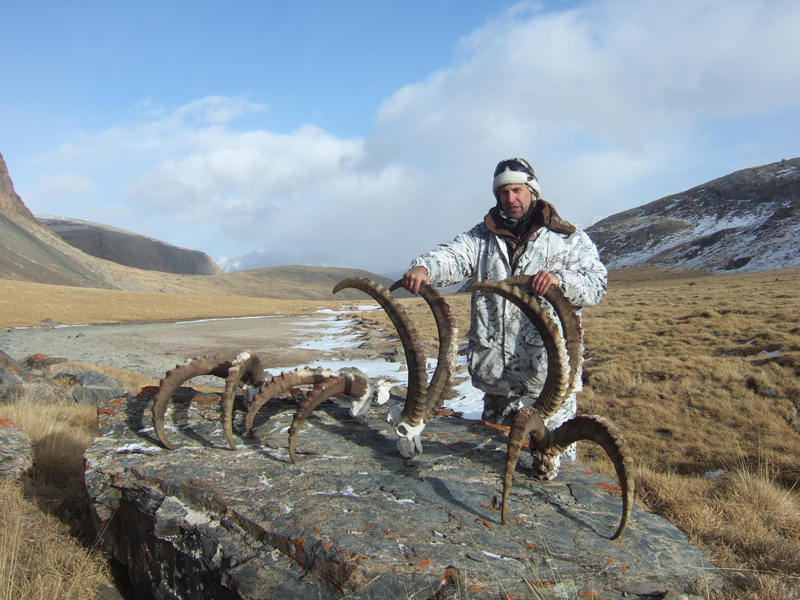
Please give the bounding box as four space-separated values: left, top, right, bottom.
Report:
85 388 721 599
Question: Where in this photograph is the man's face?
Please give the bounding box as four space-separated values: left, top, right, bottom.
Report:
497 184 533 219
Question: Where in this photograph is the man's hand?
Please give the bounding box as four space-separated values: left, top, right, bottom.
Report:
530 270 560 296
402 266 430 295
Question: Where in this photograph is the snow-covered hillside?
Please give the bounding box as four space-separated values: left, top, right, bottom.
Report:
586 158 800 273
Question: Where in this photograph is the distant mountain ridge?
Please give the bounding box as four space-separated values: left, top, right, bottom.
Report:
0 151 395 300
586 158 800 273
38 215 222 276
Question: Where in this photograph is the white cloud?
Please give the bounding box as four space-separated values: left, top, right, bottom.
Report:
33 171 96 197
32 1 800 274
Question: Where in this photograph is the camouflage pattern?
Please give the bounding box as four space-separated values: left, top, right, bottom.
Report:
410 219 607 404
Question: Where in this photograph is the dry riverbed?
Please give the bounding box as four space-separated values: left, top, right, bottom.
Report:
0 309 395 381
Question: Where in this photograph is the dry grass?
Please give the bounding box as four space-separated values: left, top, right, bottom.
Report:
0 402 110 600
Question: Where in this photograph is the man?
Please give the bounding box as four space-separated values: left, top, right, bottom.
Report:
401 158 607 479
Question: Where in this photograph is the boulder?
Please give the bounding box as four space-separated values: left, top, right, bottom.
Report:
85 388 722 600
0 365 25 403
0 351 119 405
17 377 71 404
72 385 131 407
23 352 68 371
0 418 36 479
1 351 70 404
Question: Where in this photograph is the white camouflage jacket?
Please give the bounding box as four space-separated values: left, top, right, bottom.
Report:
410 204 607 398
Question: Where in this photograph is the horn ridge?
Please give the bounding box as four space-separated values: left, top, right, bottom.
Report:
501 276 584 399
152 356 232 450
466 280 569 419
245 367 337 439
501 407 547 524
287 372 369 464
550 415 635 540
416 283 458 422
334 277 428 427
221 352 266 450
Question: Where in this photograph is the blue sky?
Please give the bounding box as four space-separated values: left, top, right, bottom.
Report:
2 0 799 275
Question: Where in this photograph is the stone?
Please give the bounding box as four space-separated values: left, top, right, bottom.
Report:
0 348 28 374
0 365 25 403
0 418 36 480
69 369 129 406
17 377 71 404
86 388 722 600
22 352 68 371
0 362 70 404
72 386 132 407
73 370 120 388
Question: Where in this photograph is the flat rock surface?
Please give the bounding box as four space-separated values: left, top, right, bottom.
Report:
86 387 721 600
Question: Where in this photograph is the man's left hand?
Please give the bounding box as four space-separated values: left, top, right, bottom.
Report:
530 270 560 296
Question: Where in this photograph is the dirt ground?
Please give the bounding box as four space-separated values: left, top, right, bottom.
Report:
0 310 396 380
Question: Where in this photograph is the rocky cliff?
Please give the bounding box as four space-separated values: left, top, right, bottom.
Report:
38 215 223 276
587 158 800 273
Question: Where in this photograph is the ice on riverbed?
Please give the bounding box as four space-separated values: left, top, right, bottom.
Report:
273 308 486 419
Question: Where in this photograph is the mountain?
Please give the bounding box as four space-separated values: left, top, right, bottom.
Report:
38 215 222 276
0 151 397 300
0 151 148 290
586 158 800 273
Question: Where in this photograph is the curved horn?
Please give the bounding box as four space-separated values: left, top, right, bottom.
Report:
501 276 584 399
501 407 548 525
245 367 337 439
546 415 635 540
221 352 266 450
287 373 369 464
152 357 232 450
466 280 569 420
334 277 428 428
389 279 458 421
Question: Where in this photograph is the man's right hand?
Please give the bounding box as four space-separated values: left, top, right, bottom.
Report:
402 266 430 295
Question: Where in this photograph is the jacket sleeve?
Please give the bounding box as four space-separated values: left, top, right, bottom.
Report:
409 225 483 287
549 230 608 309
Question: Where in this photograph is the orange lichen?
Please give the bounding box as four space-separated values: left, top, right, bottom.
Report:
479 421 511 434
475 518 492 530
598 482 623 497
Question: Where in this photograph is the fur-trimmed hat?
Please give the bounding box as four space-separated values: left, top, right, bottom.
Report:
492 158 541 198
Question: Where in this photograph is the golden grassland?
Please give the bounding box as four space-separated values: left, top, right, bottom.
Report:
0 279 341 328
2 267 800 598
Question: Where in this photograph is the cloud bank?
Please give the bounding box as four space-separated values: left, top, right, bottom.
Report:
29 1 800 274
